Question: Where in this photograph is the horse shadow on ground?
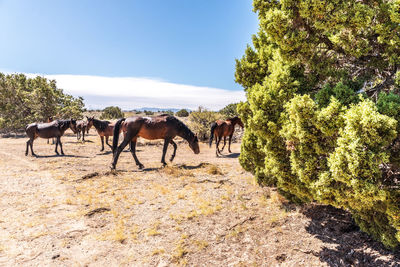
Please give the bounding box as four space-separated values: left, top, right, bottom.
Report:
65 140 94 144
34 154 89 159
176 163 210 170
96 149 142 156
302 205 400 266
219 152 240 159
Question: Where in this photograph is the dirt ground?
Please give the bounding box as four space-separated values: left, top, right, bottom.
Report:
0 132 399 266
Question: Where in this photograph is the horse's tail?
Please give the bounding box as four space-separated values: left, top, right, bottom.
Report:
209 122 217 147
112 118 126 153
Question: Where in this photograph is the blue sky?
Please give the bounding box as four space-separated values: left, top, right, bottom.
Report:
0 0 258 110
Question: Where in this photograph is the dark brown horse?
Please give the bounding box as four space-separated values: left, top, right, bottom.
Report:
25 119 77 156
76 116 94 141
209 116 244 156
111 114 200 170
87 117 115 151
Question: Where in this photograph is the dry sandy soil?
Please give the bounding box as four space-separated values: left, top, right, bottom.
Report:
0 132 399 266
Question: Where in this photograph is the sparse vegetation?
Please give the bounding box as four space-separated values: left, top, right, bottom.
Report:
100 106 124 120
175 109 189 117
188 106 221 141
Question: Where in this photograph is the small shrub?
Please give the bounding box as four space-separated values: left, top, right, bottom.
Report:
188 106 222 141
144 110 154 116
176 109 190 117
100 106 124 119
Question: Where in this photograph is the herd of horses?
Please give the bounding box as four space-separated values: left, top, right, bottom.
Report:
24 114 244 170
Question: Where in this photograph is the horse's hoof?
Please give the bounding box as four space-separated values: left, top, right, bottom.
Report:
138 164 144 169
110 164 116 170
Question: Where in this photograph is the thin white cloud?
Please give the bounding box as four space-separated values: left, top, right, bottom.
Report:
20 73 245 110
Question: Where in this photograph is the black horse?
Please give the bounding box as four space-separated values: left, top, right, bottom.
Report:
25 119 77 156
111 114 200 170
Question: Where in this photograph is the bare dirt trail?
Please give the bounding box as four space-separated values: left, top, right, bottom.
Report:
0 133 399 266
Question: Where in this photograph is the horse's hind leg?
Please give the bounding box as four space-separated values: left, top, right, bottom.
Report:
100 136 105 151
161 138 171 167
228 134 233 153
111 138 130 170
105 136 112 149
169 140 177 162
129 139 144 169
220 136 226 152
30 139 36 157
26 139 30 156
216 137 222 156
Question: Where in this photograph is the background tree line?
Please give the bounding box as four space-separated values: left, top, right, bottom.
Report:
236 0 400 249
0 73 85 131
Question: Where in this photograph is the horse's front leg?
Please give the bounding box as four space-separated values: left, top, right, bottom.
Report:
169 140 177 162
161 138 171 167
130 139 144 169
58 137 64 155
82 129 85 142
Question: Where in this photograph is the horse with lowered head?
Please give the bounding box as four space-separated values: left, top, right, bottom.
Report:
25 119 77 156
111 114 200 170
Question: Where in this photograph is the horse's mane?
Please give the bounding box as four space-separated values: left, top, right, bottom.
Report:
92 118 110 131
56 119 71 129
226 116 239 122
165 115 195 140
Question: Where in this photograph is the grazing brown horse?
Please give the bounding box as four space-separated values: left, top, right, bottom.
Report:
111 114 200 170
87 117 115 151
25 119 77 156
76 117 94 141
209 116 244 156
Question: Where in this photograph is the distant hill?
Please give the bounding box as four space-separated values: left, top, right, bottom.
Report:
125 107 191 113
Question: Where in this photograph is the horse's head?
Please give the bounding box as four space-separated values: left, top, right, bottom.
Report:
188 134 200 154
70 119 78 134
236 117 244 129
231 116 244 129
86 116 94 130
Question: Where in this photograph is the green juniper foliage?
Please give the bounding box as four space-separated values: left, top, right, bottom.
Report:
236 0 400 248
0 73 85 131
